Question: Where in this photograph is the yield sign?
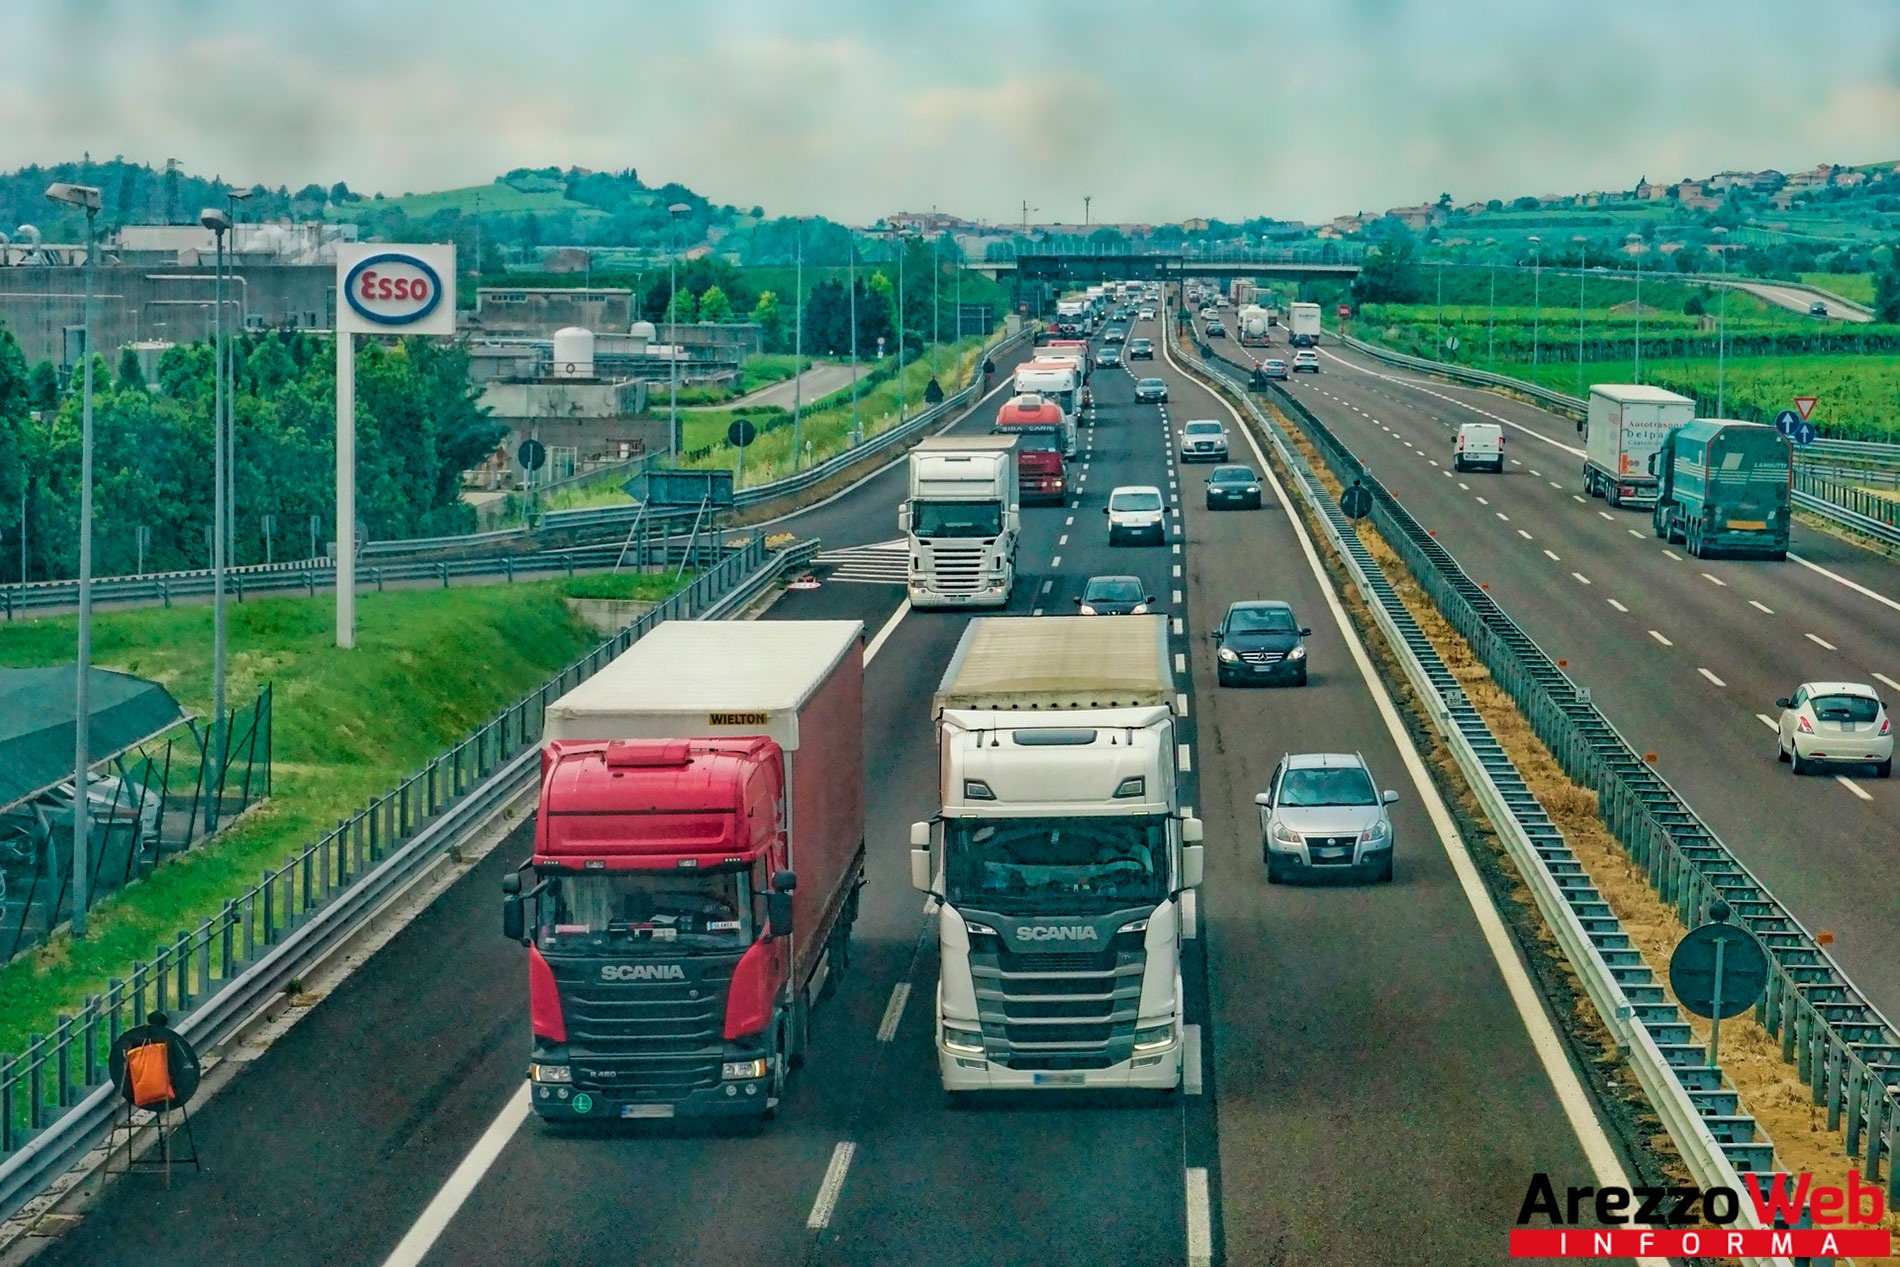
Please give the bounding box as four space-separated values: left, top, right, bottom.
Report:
1794 396 1818 421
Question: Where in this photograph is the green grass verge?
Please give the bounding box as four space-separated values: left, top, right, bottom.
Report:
558 573 690 601
0 581 634 1052
1799 273 1876 305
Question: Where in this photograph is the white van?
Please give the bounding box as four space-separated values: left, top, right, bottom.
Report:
1453 422 1505 473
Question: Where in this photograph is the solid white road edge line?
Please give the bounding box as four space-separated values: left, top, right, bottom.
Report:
1185 1168 1213 1267
1168 331 1645 1203
379 1085 532 1267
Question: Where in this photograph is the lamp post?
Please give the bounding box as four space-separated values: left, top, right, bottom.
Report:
792 218 805 469
666 202 691 460
47 180 101 937
1626 231 1644 382
849 236 861 443
1528 236 1542 387
1574 236 1587 397
1486 241 1498 369
201 206 232 772
1712 227 1729 416
896 230 910 423
223 189 251 571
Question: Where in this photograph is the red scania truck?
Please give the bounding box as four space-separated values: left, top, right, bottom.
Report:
501 619 866 1123
994 393 1070 506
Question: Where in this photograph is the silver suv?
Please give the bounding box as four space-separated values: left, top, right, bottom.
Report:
1178 419 1229 463
1255 752 1398 883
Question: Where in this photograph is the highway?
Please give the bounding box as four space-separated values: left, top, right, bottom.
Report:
1726 279 1872 323
19 306 1643 1267
1200 319 1900 1021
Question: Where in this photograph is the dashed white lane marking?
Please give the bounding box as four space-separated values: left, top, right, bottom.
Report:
1607 599 1628 612
1571 495 1587 504
1496 512 1509 521
1875 672 1900 692
1543 549 1561 562
1662 550 1681 561
1698 667 1726 687
1173 589 1183 605
1173 563 1182 577
1065 515 1074 526
1177 744 1193 772
1756 714 1778 730
1749 600 1774 614
1517 529 1533 540
1173 616 1184 635
1176 692 1189 715
1050 555 1062 568
807 1142 858 1229
1458 482 1470 490
1183 1024 1203 1095
1837 776 1874 801
379 1086 533 1267
1628 529 1644 538
876 982 911 1042
1701 572 1726 587
1649 630 1674 646
1598 511 1614 521
1530 469 1542 477
1059 534 1068 546
1805 633 1837 650
1186 1168 1213 1267
1788 551 1900 616
1475 495 1489 505
1549 481 1562 489
864 599 912 665
1040 580 1052 594
1174 652 1187 674
1572 572 1591 585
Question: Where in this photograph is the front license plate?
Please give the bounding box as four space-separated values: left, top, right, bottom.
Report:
1032 1072 1086 1086
621 1104 675 1119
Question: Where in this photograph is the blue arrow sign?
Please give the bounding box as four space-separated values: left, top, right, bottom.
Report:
1773 409 1800 438
1794 420 1818 446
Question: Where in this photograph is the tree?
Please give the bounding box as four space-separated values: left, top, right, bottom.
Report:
117 346 147 392
294 183 327 206
27 359 59 411
1674 247 1702 274
696 284 734 323
1683 290 1706 316
1875 265 1900 324
751 290 788 352
1512 196 1541 211
1486 199 1503 212
330 181 356 203
665 288 698 323
1351 231 1425 304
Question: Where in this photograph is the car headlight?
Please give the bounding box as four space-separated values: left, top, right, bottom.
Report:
1217 646 1238 663
942 1027 985 1054
1131 603 1148 615
1246 485 1260 493
1363 818 1391 842
1133 1025 1175 1052
529 1062 572 1084
1287 644 1306 660
1272 821 1301 845
722 1058 769 1080
1078 604 1098 615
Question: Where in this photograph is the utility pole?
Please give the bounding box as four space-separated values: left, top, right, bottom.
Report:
849 240 860 443
792 220 804 468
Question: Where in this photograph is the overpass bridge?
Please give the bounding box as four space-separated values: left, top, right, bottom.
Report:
968 247 1362 284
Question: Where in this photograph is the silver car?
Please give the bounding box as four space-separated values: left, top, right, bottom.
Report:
1256 752 1398 883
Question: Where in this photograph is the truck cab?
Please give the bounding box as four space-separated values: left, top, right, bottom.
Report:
995 395 1071 505
901 435 1021 609
1651 419 1792 559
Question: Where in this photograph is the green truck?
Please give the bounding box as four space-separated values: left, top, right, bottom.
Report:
1649 419 1792 559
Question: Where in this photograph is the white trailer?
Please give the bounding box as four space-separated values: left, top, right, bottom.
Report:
1584 384 1697 508
911 615 1204 1096
1287 302 1321 347
901 435 1020 609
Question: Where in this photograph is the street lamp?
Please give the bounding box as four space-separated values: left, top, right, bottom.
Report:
1626 232 1644 382
223 189 251 574
47 180 101 938
201 205 232 785
1574 236 1588 398
1485 240 1498 368
792 218 806 469
666 202 691 460
1711 226 1729 416
896 229 912 423
1528 236 1542 387
848 235 861 444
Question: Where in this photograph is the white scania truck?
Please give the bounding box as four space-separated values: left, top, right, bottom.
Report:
901 435 1020 609
911 615 1204 1097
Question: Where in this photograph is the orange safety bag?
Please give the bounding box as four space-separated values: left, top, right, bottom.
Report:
126 1040 176 1108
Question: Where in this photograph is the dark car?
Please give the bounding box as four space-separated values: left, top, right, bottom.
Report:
1127 337 1154 360
1213 600 1310 687
1095 345 1123 368
1075 575 1155 616
1205 465 1263 510
1809 301 1829 317
1103 327 1126 344
1135 377 1169 403
1260 359 1289 380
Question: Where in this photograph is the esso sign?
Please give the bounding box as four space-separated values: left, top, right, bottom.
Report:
343 252 444 327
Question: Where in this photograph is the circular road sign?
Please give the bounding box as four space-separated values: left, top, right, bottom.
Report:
341 251 446 327
108 1018 202 1112
1340 484 1374 520
1668 921 1769 1020
1773 409 1800 438
727 418 759 448
1793 420 1818 447
517 438 547 472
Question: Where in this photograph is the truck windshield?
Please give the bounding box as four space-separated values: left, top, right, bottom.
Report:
915 501 1002 538
1000 428 1060 452
943 817 1169 914
540 869 751 946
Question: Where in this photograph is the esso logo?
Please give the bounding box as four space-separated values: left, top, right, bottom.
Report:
343 253 444 326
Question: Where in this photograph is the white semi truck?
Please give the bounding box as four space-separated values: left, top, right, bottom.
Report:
1583 384 1696 509
911 615 1204 1096
1287 302 1321 347
901 435 1020 609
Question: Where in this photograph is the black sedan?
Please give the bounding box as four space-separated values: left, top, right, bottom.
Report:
1095 346 1123 368
1075 575 1155 616
1213 600 1310 687
1205 465 1264 510
1134 377 1169 403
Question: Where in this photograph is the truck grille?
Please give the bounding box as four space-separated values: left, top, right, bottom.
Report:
548 956 735 1099
923 544 989 595
967 931 1144 1070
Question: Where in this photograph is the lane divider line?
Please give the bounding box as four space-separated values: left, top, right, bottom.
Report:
806 1141 858 1230
379 1085 532 1267
875 982 911 1043
864 599 912 666
1185 1168 1213 1267
1698 667 1726 687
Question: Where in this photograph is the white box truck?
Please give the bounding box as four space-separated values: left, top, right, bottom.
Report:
1584 384 1697 508
901 435 1020 609
1287 302 1321 347
910 615 1204 1096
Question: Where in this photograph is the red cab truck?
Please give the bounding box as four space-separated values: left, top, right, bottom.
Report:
502 619 866 1123
994 394 1069 506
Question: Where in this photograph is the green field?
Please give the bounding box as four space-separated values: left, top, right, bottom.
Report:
0 581 638 1050
1799 273 1876 305
331 182 604 221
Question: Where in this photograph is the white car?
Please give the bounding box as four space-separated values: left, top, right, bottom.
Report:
1105 485 1166 546
1291 350 1320 374
1179 419 1230 463
1776 682 1891 777
1139 307 1155 320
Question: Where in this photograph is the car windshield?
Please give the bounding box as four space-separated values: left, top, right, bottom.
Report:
540 869 751 946
943 816 1170 914
1185 422 1223 436
1111 490 1163 511
1278 767 1378 808
1227 606 1296 634
1086 577 1144 602
1211 468 1256 484
1139 379 1165 390
1811 694 1880 723
1266 361 1286 368
915 500 1003 538
1131 339 1151 348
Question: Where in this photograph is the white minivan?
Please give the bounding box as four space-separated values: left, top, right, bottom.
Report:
1453 422 1505 473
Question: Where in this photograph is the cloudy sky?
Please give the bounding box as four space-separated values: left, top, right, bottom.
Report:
7 0 1898 226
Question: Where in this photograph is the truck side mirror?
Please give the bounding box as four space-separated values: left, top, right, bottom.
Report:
897 504 911 533
910 821 930 848
768 891 794 938
1181 816 1204 844
502 895 526 943
772 869 797 893
1181 844 1205 891
501 871 522 895
910 848 932 893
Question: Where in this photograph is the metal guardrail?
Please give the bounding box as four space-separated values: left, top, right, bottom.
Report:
1792 489 1900 549
0 532 808 1222
1194 345 1900 1215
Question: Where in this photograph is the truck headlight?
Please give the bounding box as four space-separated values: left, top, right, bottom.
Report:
943 1027 985 1054
1287 644 1306 660
1133 1025 1175 1051
1217 647 1238 663
722 1058 769 1080
529 1062 571 1084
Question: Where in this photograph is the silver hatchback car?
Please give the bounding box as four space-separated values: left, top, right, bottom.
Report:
1256 752 1398 883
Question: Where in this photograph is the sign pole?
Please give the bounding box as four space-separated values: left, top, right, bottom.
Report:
336 330 355 649
1707 935 1726 1069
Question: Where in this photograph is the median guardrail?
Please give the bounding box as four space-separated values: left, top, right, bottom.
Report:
1188 344 1899 1220
0 530 816 1226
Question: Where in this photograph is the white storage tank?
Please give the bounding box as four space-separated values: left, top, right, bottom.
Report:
552 326 595 379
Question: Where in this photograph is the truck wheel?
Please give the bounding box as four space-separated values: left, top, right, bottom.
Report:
1606 484 1621 508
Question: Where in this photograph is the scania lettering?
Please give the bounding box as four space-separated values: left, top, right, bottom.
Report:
901 435 1021 609
911 615 1204 1096
503 620 867 1123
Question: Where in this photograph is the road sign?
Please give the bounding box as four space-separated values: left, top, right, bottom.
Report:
726 418 758 448
1337 305 1351 319
1794 420 1817 447
1340 484 1373 520
1773 409 1800 438
1445 336 1460 352
517 438 547 471
631 468 735 509
1669 919 1768 1020
1794 396 1817 421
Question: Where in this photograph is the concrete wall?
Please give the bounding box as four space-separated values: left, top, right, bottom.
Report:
469 288 634 336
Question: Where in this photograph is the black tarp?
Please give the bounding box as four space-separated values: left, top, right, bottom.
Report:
0 667 187 811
